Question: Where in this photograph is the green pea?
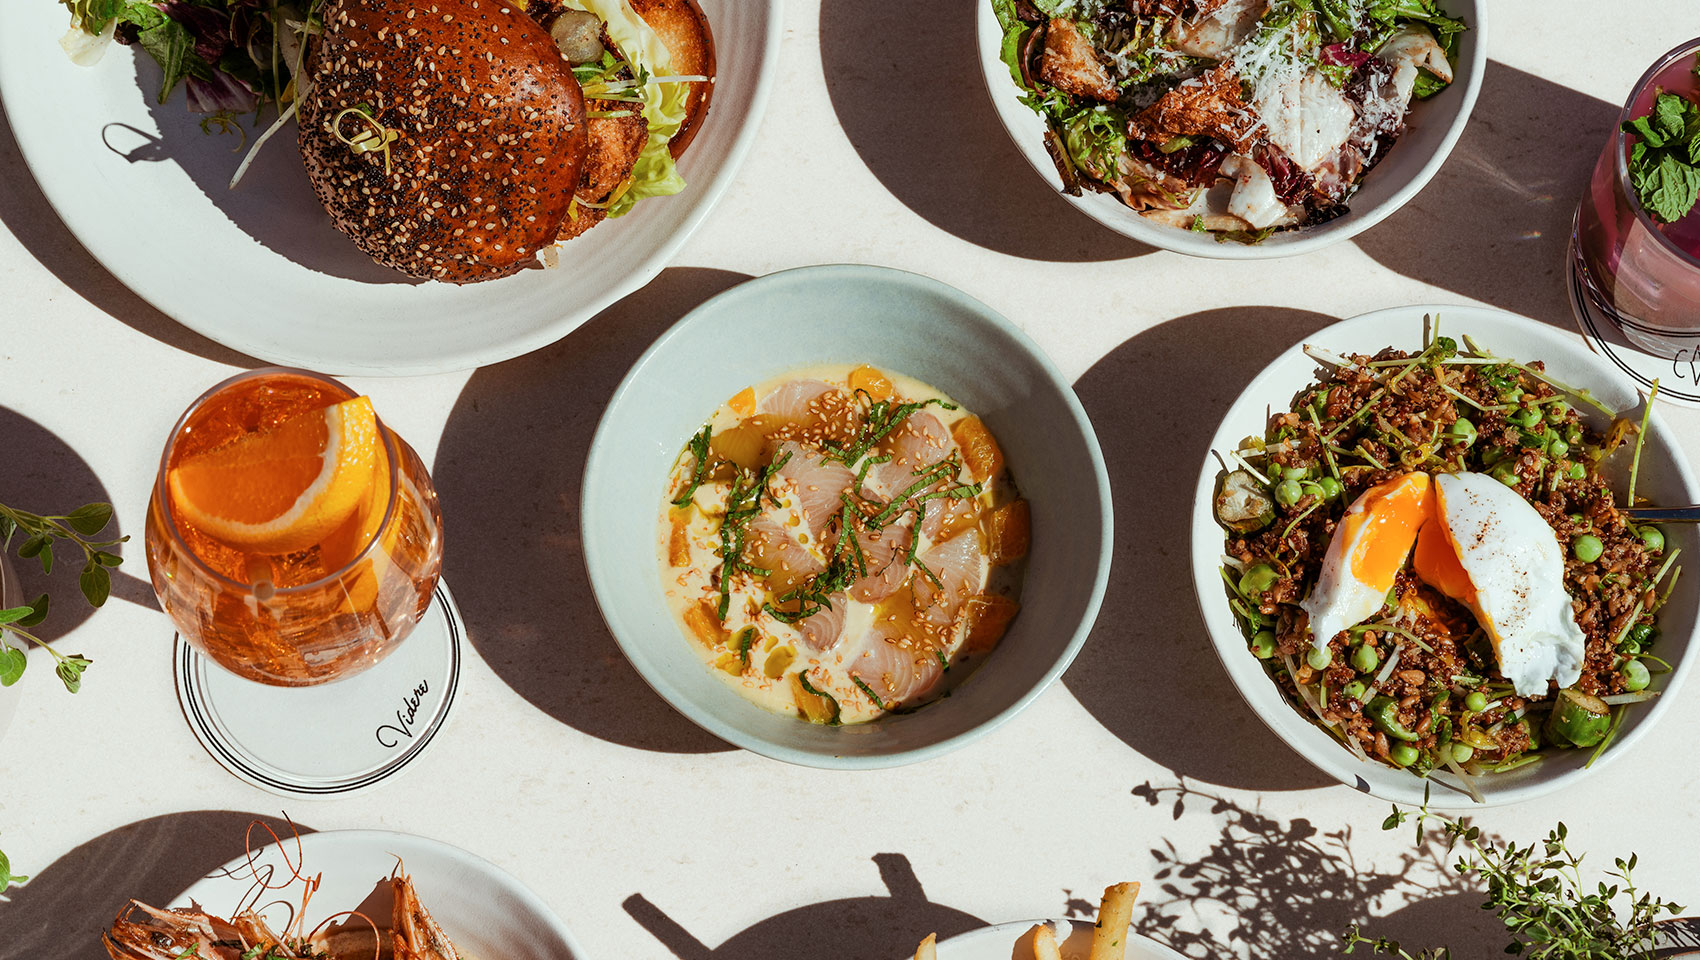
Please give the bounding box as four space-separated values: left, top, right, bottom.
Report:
1317 477 1344 500
1464 690 1488 713
1300 481 1326 500
1568 462 1586 481
1572 534 1604 563
1639 525 1665 553
1546 401 1570 423
1275 479 1304 507
1283 465 1309 482
1491 461 1520 487
1449 743 1475 764
1618 639 1641 656
1351 644 1379 673
1342 680 1367 702
1548 437 1570 458
1445 418 1478 447
1389 743 1420 767
1502 386 1525 402
1481 445 1507 465
1513 407 1541 428
1623 659 1651 692
1251 630 1277 659
1240 563 1279 595
1564 424 1583 445
1307 645 1333 670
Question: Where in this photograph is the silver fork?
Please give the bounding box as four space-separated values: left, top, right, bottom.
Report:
1624 506 1700 523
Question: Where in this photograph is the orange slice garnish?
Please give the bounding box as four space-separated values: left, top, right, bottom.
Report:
169 396 382 556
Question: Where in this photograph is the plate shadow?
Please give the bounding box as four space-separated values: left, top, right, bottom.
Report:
1354 60 1619 326
0 810 312 960
625 853 985 960
0 406 157 643
1063 307 1339 792
0 98 257 368
818 0 1154 263
433 267 753 754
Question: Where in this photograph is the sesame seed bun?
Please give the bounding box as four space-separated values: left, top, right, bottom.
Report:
626 0 714 158
298 0 590 284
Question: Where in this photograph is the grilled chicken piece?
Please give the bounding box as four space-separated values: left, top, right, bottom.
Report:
558 98 649 241
1038 19 1118 102
1127 64 1259 150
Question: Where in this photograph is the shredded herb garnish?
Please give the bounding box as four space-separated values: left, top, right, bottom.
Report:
671 424 713 506
852 675 888 711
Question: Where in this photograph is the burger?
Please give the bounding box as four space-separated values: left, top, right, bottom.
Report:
296 0 714 283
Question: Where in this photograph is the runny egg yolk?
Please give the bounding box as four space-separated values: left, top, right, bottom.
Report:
1342 472 1433 592
1412 481 1483 619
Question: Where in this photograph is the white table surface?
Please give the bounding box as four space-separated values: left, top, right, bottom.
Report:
3 2 1698 958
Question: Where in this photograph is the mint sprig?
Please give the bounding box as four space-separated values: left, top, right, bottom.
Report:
1623 89 1700 224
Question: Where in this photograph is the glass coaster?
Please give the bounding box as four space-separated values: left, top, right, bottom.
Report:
173 581 463 797
1570 237 1700 408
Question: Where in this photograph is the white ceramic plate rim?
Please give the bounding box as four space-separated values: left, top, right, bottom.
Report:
972 3 1489 259
0 2 784 376
927 918 1188 960
580 263 1115 768
1188 304 1700 806
173 829 586 957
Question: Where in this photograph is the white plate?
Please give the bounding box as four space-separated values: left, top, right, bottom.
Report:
0 1 780 375
160 830 584 958
925 919 1186 960
973 3 1486 259
1189 305 1700 806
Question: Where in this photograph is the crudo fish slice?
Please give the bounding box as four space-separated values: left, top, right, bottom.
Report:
911 532 987 625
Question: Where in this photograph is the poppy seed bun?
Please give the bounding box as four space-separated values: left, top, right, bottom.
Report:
627 0 714 158
299 0 589 283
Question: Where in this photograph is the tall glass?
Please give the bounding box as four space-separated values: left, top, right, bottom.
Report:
1574 39 1700 353
145 369 444 686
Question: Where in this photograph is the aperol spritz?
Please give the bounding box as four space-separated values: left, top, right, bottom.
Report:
145 369 443 686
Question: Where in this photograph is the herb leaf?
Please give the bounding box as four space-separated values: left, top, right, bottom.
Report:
0 645 25 687
1624 90 1700 223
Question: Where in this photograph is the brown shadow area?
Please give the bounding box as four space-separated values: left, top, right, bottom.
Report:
1355 60 1619 325
0 406 157 649
432 267 752 754
0 811 312 960
1130 782 1502 959
0 99 258 368
818 0 1155 263
1063 307 1339 792
626 853 984 960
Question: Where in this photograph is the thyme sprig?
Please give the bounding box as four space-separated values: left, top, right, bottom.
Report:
1343 796 1685 960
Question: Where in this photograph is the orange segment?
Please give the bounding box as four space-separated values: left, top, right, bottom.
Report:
957 594 1020 654
684 600 728 647
727 386 756 417
667 507 692 567
952 416 1004 482
848 365 894 401
710 416 780 471
986 499 1030 565
168 396 381 556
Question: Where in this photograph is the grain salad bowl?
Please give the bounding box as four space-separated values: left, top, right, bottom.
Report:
1190 305 1699 806
582 265 1112 768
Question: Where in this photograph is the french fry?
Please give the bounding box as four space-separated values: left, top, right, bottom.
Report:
1088 882 1141 960
1030 922 1064 960
914 932 937 960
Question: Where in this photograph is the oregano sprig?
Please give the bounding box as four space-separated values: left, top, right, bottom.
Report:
0 501 127 693
1342 792 1684 960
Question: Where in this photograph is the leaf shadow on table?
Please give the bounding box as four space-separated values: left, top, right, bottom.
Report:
433 267 749 755
1127 781 1504 960
0 810 311 960
1355 60 1618 326
624 853 985 960
129 60 418 286
1062 307 1339 793
0 406 158 643
0 102 257 369
818 0 1155 263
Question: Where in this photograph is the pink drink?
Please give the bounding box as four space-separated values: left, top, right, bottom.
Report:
1575 40 1700 351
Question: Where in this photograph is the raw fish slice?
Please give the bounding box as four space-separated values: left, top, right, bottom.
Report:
848 591 944 707
772 441 854 538
760 379 839 422
911 532 986 625
868 413 956 496
849 522 913 603
746 515 823 595
919 494 978 543
797 592 848 653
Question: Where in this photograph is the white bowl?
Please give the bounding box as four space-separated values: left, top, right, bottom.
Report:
0 0 781 375
1189 305 1699 805
582 264 1113 768
973 4 1486 259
